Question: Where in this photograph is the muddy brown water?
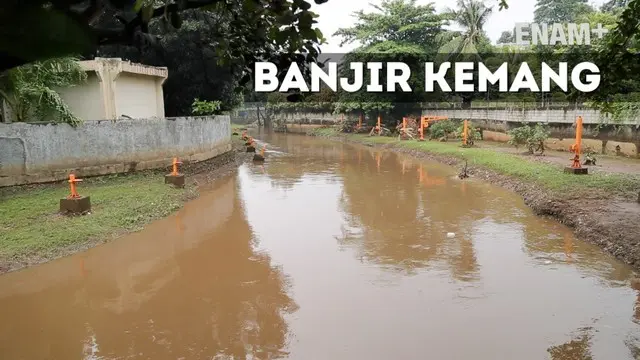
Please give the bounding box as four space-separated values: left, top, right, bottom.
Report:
1 133 640 360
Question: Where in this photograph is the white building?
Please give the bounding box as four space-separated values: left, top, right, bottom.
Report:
57 57 168 120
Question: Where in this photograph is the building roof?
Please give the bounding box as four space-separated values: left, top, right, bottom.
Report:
78 58 168 79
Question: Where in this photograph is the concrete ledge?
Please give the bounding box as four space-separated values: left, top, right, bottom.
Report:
0 143 232 187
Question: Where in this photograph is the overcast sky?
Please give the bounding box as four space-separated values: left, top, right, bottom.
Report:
311 0 607 53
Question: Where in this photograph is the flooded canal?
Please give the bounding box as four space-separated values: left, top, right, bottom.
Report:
1 132 640 359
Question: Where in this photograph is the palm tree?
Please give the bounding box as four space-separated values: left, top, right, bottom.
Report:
0 57 87 125
438 0 493 56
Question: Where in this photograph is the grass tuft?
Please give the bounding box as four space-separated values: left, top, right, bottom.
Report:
0 172 193 262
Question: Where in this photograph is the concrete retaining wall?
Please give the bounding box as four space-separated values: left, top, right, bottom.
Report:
420 107 640 125
0 116 231 186
421 108 640 157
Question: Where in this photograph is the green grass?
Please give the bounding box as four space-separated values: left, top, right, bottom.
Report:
306 126 341 137
0 172 194 262
350 134 640 194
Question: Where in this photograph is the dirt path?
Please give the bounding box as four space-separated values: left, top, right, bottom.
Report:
478 141 640 175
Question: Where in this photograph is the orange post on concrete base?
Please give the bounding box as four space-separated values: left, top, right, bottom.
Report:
462 119 469 146
376 115 381 134
565 116 588 174
165 157 185 187
60 174 91 214
357 114 363 129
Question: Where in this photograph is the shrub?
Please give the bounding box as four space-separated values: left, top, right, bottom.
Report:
428 120 457 140
191 99 222 116
508 124 550 154
455 123 482 141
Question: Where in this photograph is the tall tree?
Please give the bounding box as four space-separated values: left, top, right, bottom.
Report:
331 0 449 123
497 30 514 44
438 0 493 55
533 0 594 23
334 0 447 54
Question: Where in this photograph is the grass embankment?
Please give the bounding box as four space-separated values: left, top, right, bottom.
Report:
0 172 196 268
311 127 639 196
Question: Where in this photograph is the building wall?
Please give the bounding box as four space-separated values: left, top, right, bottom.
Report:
0 116 231 186
56 73 106 121
115 73 162 119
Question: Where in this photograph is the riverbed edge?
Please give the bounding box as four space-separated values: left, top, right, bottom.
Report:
317 133 640 272
0 138 249 274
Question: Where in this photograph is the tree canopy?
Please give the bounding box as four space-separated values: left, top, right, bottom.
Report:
533 0 593 23
333 0 446 54
0 0 328 82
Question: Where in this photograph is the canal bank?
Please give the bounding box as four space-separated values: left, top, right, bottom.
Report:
2 131 640 359
310 130 640 271
0 136 250 274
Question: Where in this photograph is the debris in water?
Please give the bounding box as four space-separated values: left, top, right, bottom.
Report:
458 160 469 179
447 232 455 238
544 260 552 265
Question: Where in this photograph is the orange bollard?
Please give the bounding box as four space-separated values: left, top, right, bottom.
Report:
572 116 583 168
463 119 469 146
171 157 182 176
565 116 588 174
377 115 381 134
60 173 91 214
68 174 83 199
358 114 363 129
165 158 185 187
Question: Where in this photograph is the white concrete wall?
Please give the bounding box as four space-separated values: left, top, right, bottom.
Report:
56 73 106 121
0 116 231 186
421 108 640 125
115 73 161 119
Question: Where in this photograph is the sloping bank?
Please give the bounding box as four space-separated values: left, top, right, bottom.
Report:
311 129 640 271
0 137 249 274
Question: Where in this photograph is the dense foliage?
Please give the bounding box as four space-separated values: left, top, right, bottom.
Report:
0 57 87 125
191 99 222 115
271 0 640 126
508 124 551 154
0 0 328 97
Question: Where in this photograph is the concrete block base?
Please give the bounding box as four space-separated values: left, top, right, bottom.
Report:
165 174 185 188
60 196 91 215
564 167 589 175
